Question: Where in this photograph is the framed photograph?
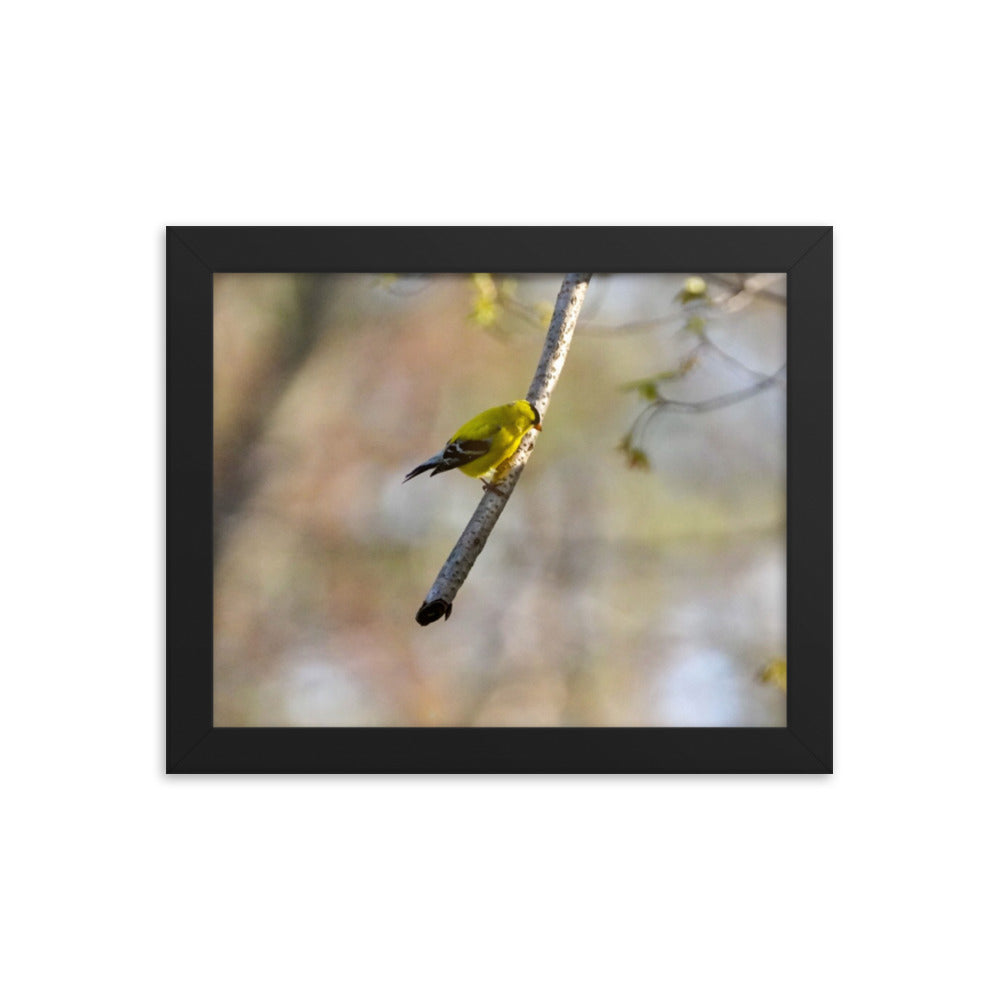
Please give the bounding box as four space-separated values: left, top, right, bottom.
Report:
167 226 831 773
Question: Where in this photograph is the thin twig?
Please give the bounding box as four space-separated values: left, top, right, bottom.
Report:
415 273 592 625
652 364 786 413
699 332 776 382
701 272 787 304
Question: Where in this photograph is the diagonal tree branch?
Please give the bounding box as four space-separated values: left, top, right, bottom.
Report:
415 272 592 625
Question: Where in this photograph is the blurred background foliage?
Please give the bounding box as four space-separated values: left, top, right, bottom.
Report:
214 272 786 726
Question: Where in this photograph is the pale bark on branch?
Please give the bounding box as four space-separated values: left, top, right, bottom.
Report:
415 272 592 625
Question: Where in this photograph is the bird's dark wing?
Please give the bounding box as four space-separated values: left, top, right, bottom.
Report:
403 437 492 482
429 438 490 475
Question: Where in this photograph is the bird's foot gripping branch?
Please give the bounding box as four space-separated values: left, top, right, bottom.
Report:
412 273 591 625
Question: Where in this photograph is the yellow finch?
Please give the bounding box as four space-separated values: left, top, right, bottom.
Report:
404 399 542 484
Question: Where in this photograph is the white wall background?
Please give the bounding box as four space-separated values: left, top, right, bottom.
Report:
3 3 997 998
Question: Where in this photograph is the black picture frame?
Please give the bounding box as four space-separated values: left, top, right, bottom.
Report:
167 226 832 774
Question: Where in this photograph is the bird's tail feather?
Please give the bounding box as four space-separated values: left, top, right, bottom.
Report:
403 461 439 482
